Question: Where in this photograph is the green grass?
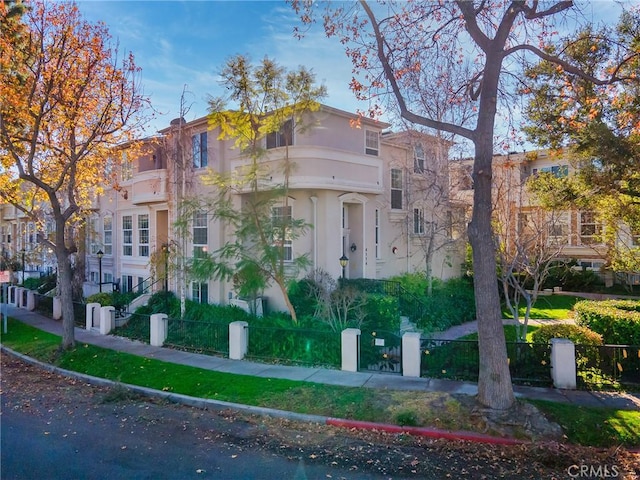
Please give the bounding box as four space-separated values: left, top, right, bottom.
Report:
2 318 639 448
532 400 640 448
501 294 582 320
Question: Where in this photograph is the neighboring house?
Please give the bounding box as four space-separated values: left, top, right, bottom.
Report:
80 104 464 312
0 203 56 281
450 149 639 286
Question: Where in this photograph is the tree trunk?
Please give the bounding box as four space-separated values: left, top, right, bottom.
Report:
57 245 76 350
470 136 515 410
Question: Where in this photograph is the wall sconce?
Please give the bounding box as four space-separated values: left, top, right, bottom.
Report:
392 246 398 254
350 242 357 252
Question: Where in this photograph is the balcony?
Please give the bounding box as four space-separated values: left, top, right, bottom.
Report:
130 169 169 205
230 146 384 194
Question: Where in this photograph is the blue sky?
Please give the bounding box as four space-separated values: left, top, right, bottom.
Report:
77 1 367 134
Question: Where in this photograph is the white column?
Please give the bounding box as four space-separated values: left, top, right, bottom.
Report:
99 306 115 335
150 313 168 347
550 338 577 390
402 332 422 377
53 296 62 320
85 302 100 330
229 321 248 360
341 328 361 372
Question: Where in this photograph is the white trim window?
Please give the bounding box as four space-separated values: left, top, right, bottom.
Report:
266 119 293 149
547 212 569 245
414 144 425 173
192 281 208 304
272 204 293 262
122 215 133 256
391 168 403 210
121 152 133 181
103 216 112 255
365 130 379 156
138 214 149 257
192 132 208 168
193 211 208 258
413 207 425 235
580 211 603 245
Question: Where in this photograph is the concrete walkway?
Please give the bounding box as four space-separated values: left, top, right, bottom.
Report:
2 305 639 411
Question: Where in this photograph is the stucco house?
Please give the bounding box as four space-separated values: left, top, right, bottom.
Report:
5 104 464 312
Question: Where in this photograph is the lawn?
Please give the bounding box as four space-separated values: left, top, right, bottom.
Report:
501 294 582 320
2 317 639 448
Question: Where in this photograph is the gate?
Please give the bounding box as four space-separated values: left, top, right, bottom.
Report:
359 330 402 374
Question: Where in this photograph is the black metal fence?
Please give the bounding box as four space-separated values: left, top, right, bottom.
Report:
420 338 553 387
113 312 152 343
245 325 341 368
33 293 53 318
576 344 640 391
164 318 229 355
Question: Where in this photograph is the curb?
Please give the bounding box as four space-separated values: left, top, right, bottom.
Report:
1 345 529 446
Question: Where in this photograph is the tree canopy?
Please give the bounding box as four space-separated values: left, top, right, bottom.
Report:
0 1 151 348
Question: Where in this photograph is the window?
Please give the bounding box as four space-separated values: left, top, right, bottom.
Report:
414 144 425 173
580 211 602 245
266 119 293 149
122 215 133 256
89 218 99 255
534 165 568 178
374 209 380 259
90 271 99 284
192 132 208 168
632 227 640 246
193 212 208 260
192 282 209 304
104 272 113 286
391 169 403 209
272 205 293 261
138 214 149 257
121 275 133 293
103 217 112 255
121 152 133 181
365 130 379 156
547 212 569 245
413 208 425 235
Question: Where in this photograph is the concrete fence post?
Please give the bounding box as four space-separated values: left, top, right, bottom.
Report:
15 287 23 308
550 338 577 390
150 313 168 347
341 328 361 372
229 321 248 360
85 302 100 330
402 332 422 377
53 296 62 320
26 290 35 311
99 306 115 335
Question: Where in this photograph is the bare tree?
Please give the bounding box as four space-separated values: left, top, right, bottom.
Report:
292 0 638 409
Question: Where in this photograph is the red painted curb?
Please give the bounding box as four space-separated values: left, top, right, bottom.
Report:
326 418 528 446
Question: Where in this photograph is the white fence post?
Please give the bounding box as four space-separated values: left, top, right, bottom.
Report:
99 306 115 335
341 328 361 372
53 296 62 320
229 321 248 360
150 313 168 347
26 290 35 311
85 302 100 330
15 287 23 308
402 332 422 377
550 338 577 390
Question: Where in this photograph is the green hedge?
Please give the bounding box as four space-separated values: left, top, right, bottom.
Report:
573 300 640 345
531 324 603 346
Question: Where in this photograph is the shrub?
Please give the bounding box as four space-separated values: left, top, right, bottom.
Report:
413 278 476 332
362 293 400 332
86 292 113 306
531 324 603 346
573 300 640 345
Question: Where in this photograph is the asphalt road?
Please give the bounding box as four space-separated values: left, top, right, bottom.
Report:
0 356 393 480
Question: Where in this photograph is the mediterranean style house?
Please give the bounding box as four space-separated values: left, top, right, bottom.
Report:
450 149 640 287
77 104 464 312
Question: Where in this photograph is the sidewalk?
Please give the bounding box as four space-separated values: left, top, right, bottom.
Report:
3 305 640 411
